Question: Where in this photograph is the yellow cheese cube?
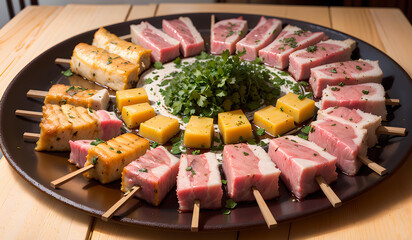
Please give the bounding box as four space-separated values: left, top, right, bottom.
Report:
122 103 155 129
116 88 149 111
139 115 180 144
254 106 295 136
276 93 315 123
218 109 253 144
183 116 214 149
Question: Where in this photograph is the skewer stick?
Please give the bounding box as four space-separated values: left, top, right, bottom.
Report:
23 132 40 140
315 176 342 208
376 126 406 136
385 99 400 106
27 89 47 98
15 110 42 118
50 164 94 188
119 34 131 40
55 58 71 65
252 187 277 229
101 186 141 221
191 199 200 232
358 155 387 176
210 14 215 30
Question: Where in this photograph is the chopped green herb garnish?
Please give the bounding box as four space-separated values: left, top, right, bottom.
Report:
331 68 337 73
117 150 122 154
338 82 345 87
256 128 265 136
214 136 221 143
139 168 148 172
306 45 317 53
61 69 73 77
90 138 105 146
17 146 21 150
152 142 159 148
331 87 339 91
225 199 237 209
362 90 369 95
221 179 227 184
331 124 336 126
92 156 98 165
243 151 249 156
223 209 231 215
173 57 182 65
356 65 362 70
313 153 317 156
192 150 200 155
88 107 93 113
153 61 164 69
185 166 196 175
145 78 153 84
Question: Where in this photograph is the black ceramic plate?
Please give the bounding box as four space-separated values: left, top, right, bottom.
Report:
0 13 411 231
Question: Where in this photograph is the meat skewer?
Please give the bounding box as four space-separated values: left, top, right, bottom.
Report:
51 133 149 187
268 136 341 207
16 104 122 151
210 17 248 55
223 143 279 228
102 146 179 220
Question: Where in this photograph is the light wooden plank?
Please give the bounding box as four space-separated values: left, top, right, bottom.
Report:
127 4 158 21
238 225 290 240
0 6 63 77
285 6 331 27
0 159 91 239
370 8 412 77
0 4 131 98
289 154 412 240
91 219 238 240
330 7 385 51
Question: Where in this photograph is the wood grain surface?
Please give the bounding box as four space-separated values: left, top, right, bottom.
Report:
0 3 411 240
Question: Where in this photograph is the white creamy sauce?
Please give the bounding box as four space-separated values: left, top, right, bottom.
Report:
137 56 310 135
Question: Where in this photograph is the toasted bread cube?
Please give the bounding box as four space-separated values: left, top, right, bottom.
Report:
183 116 214 148
116 88 149 111
254 106 295 136
122 103 155 129
139 115 180 144
218 109 253 144
276 93 315 123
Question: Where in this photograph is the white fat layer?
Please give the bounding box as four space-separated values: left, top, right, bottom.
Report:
158 146 180 166
292 158 317 169
178 17 204 43
204 152 222 186
291 38 356 62
131 22 180 46
91 89 110 110
286 135 337 162
318 107 381 129
248 144 280 175
214 19 247 43
177 154 190 189
150 165 170 179
107 111 118 120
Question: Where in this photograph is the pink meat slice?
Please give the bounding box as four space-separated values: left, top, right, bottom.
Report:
68 140 93 168
176 152 222 211
321 83 387 120
318 107 382 147
268 135 337 199
162 17 204 57
222 143 280 202
289 39 356 80
121 146 179 206
309 118 367 175
210 17 248 54
130 21 180 63
259 25 325 69
309 59 383 98
95 111 122 141
235 16 282 61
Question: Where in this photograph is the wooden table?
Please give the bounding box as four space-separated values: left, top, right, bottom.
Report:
0 3 411 239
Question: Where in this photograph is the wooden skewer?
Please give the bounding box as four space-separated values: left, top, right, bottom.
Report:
376 126 406 136
358 155 387 176
252 187 277 229
15 109 42 118
191 199 200 232
210 14 215 30
55 58 71 65
26 90 116 100
385 99 400 106
315 176 342 208
23 132 40 140
50 164 94 188
101 186 141 221
119 34 131 40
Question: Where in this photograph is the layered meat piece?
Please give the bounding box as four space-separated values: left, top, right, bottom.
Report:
309 118 367 175
210 17 248 54
44 84 110 110
130 21 180 63
235 16 282 61
162 17 204 57
121 146 180 206
84 133 150 184
70 43 139 91
223 143 280 202
259 25 325 69
321 83 387 120
309 59 383 97
268 136 337 199
68 140 93 168
318 107 382 147
289 39 356 80
93 27 151 72
176 152 223 212
35 104 122 151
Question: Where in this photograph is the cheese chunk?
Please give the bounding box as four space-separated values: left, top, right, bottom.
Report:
218 109 253 144
276 93 315 123
116 88 149 111
254 105 295 136
122 103 155 129
139 115 180 144
83 133 150 184
183 116 214 148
